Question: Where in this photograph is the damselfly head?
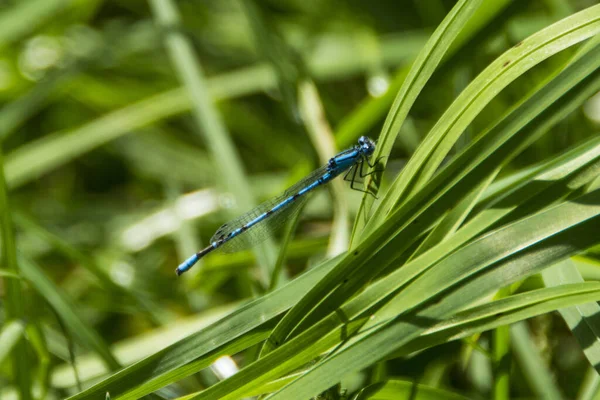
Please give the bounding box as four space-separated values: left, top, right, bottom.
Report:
358 136 376 156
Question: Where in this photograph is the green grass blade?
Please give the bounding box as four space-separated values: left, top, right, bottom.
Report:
299 80 350 256
397 283 600 356
542 260 600 373
354 380 469 400
366 4 600 235
0 0 68 48
0 67 74 143
492 290 511 400
0 320 26 366
5 88 190 188
268 190 600 399
19 256 121 371
351 0 484 242
0 150 32 399
511 322 562 400
26 323 51 400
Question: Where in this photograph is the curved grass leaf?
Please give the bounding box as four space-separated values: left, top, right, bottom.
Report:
351 0 484 243
188 281 600 399
365 4 600 235
268 190 600 399
185 187 600 398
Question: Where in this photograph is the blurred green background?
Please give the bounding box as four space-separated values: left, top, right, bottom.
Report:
1 0 600 399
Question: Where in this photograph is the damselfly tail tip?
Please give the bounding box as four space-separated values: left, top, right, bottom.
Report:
175 253 200 276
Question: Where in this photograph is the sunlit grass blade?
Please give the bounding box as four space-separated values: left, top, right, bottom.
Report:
268 190 600 399
351 0 484 242
192 272 600 398
299 80 349 256
366 4 600 236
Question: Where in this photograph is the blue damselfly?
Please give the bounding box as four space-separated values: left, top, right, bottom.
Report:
176 136 378 275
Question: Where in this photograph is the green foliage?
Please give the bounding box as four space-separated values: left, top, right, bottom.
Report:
1 0 600 399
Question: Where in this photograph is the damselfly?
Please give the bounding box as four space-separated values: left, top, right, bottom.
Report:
176 136 379 275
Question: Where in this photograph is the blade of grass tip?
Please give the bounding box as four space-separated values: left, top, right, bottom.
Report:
0 268 20 279
542 259 600 374
511 322 563 400
148 0 275 285
299 80 350 257
0 150 32 400
351 0 484 244
0 0 68 48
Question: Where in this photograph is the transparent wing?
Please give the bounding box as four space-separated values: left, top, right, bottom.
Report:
211 165 329 253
